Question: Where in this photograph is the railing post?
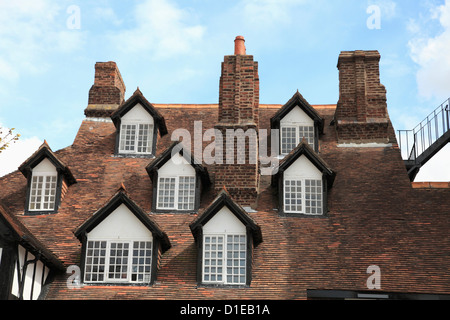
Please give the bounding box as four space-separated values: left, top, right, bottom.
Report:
445 98 450 131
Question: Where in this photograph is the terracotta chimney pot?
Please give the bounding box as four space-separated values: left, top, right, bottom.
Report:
234 36 246 55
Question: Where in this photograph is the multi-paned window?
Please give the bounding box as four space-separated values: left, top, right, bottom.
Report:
157 176 196 211
284 179 323 215
84 240 152 284
119 123 153 155
281 125 315 154
203 234 246 285
29 174 57 211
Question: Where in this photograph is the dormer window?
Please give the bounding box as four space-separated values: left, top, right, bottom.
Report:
18 142 76 216
271 91 324 155
283 156 323 215
118 108 154 155
272 142 335 216
29 159 58 211
146 142 211 213
157 175 196 210
190 190 262 287
111 88 168 158
74 188 171 285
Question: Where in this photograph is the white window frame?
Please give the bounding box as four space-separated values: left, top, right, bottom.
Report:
284 178 323 215
0 247 3 265
119 121 154 155
202 233 247 285
83 239 153 284
28 173 58 211
280 125 315 154
156 175 196 211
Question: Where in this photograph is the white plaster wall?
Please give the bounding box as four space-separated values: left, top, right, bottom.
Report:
121 103 154 124
284 155 322 179
23 251 35 300
31 261 45 300
158 153 195 177
280 106 314 125
11 245 47 300
88 203 153 241
32 158 57 174
203 206 246 234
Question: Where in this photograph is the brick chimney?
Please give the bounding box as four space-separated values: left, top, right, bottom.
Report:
214 36 260 207
84 61 126 117
335 50 390 143
217 36 259 127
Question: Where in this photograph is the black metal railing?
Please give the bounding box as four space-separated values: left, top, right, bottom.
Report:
397 98 450 163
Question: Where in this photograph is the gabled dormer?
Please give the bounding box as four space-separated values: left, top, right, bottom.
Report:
111 88 168 158
18 142 76 216
272 141 335 216
190 189 262 286
74 186 171 285
146 142 211 213
271 91 324 155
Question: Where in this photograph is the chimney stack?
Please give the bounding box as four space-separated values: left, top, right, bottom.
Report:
214 36 260 207
217 36 259 126
85 61 126 117
335 50 390 143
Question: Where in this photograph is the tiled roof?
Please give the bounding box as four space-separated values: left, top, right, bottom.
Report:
0 203 65 271
1 103 450 300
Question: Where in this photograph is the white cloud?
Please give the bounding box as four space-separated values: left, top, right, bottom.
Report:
408 0 450 100
0 0 85 82
113 0 205 59
368 0 397 20
93 6 123 26
0 129 42 177
380 53 413 78
415 145 450 182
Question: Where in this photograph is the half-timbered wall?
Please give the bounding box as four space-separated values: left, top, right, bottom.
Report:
10 245 50 300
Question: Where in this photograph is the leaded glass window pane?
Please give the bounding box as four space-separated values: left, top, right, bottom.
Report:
157 177 176 209
284 179 323 215
203 234 246 285
178 176 196 210
284 180 302 213
29 175 57 211
281 127 297 154
119 123 153 154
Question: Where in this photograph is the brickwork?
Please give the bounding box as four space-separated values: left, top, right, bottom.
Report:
336 51 389 143
85 61 126 117
218 55 259 126
215 39 260 205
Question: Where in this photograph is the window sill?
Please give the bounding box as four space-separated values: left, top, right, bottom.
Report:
152 209 198 214
114 153 155 159
81 282 154 288
278 211 327 218
24 210 58 216
197 283 250 289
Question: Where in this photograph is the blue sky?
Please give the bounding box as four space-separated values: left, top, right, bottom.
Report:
0 0 449 180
